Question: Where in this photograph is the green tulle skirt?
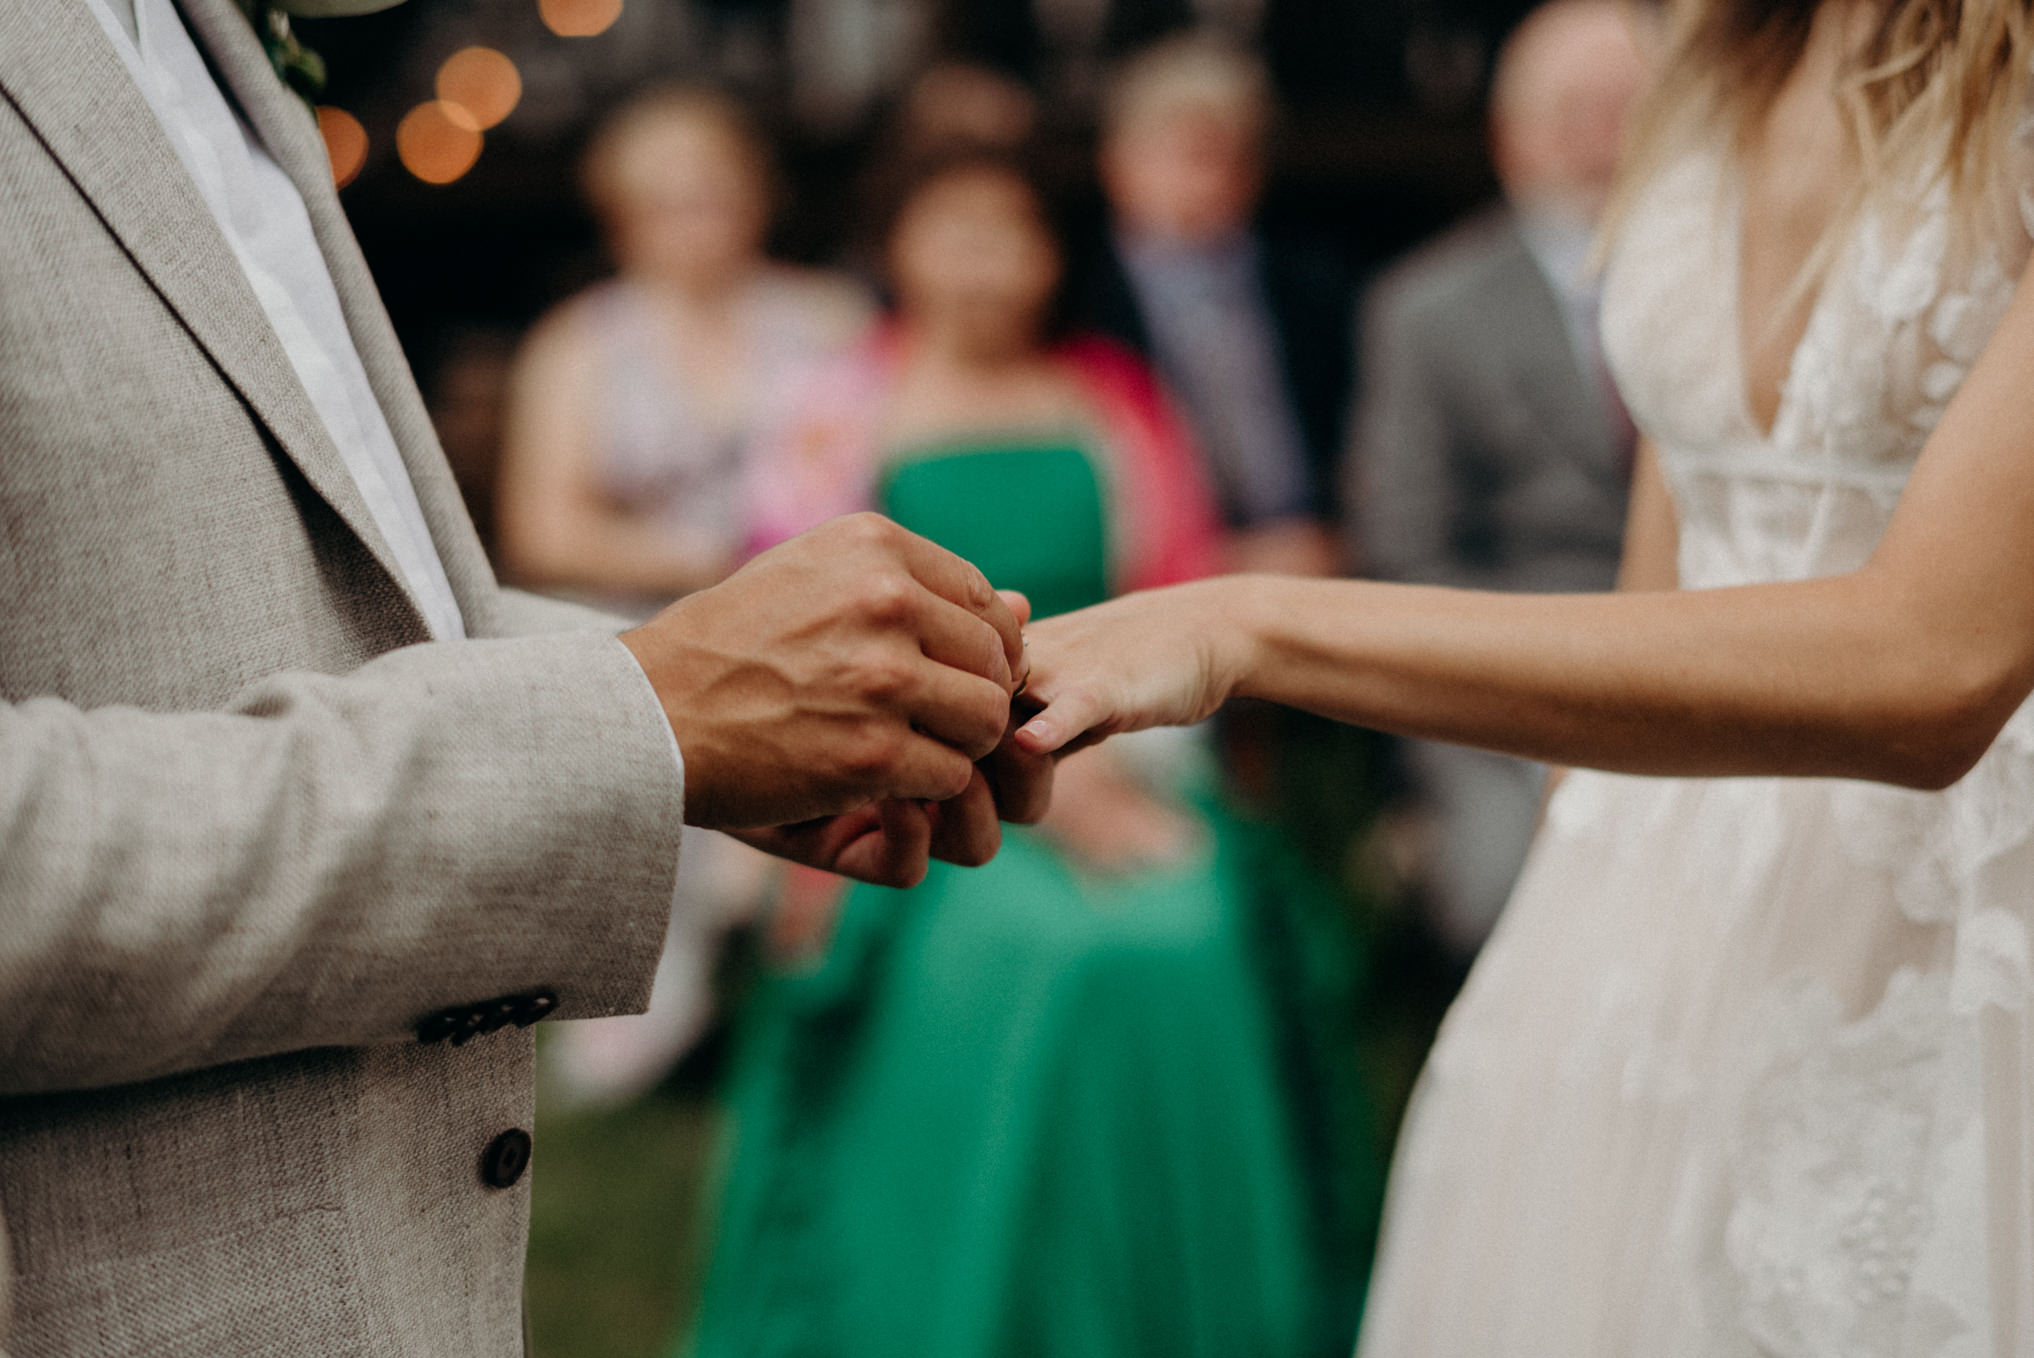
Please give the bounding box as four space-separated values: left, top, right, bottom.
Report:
680 785 1380 1358
683 437 1378 1357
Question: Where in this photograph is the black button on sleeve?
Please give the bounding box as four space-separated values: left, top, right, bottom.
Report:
420 991 559 1046
416 1009 462 1045
512 989 559 1028
480 1129 532 1189
449 1008 492 1046
477 999 521 1036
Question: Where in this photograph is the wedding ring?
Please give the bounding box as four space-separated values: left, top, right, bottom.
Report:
1012 631 1032 699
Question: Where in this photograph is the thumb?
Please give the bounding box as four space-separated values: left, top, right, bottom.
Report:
997 590 1033 628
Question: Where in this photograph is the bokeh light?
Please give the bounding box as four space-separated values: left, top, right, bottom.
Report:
396 101 484 185
538 0 623 38
314 106 368 189
436 46 521 132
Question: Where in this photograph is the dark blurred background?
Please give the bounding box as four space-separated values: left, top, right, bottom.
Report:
304 0 1528 401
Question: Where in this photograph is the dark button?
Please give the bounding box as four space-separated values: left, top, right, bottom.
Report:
416 1009 463 1045
512 989 559 1028
448 1007 493 1047
476 999 521 1037
480 1128 532 1189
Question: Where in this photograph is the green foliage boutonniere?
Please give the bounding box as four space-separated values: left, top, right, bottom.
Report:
235 0 409 106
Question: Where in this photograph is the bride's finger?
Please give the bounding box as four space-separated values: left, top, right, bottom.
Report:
1013 683 1107 755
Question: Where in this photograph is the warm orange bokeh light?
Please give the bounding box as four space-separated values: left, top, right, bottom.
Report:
315 105 368 188
436 46 521 132
396 101 484 185
538 0 623 38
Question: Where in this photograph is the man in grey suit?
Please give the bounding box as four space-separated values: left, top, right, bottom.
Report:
0 2 1048 1355
1347 0 1648 956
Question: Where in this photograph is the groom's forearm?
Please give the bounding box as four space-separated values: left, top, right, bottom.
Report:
0 632 684 1096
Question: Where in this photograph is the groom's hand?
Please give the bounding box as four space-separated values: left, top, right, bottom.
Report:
727 796 963 889
727 695 1060 888
622 514 1027 834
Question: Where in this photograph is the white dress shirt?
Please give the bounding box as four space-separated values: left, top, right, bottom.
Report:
81 0 467 642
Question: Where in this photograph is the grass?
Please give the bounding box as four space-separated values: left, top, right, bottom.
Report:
526 1085 723 1358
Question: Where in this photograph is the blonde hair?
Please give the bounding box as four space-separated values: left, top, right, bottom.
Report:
1102 32 1272 140
1615 0 2034 260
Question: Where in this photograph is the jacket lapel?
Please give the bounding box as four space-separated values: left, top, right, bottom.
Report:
176 0 505 630
0 0 433 636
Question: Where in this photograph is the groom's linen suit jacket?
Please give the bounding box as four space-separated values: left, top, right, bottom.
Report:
0 3 689 1355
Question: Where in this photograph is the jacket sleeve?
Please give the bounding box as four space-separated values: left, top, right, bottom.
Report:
0 629 685 1096
488 585 633 639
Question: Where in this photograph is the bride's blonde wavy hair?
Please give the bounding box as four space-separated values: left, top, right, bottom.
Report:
1615 0 2034 258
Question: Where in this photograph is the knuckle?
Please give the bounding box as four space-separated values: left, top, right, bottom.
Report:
932 756 975 801
846 511 896 549
969 690 1010 751
976 621 1011 679
965 565 994 609
857 573 915 625
849 655 912 704
843 725 903 780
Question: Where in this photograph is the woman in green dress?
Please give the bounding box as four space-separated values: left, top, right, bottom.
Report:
683 151 1377 1358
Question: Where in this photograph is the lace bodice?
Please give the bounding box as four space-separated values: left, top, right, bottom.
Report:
1600 140 2034 589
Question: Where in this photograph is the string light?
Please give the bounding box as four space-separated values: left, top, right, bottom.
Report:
436 46 521 132
397 100 484 185
538 0 623 38
314 106 368 188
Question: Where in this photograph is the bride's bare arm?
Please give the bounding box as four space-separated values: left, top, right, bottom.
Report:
1016 258 2034 792
1539 438 1678 805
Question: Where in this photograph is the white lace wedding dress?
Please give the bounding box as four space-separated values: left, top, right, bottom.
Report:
1357 136 2034 1357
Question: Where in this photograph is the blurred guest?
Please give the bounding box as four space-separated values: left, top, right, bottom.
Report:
1074 33 1357 575
894 60 1039 156
496 87 871 616
1347 0 1648 956
785 0 933 133
686 150 1376 1358
500 90 868 1104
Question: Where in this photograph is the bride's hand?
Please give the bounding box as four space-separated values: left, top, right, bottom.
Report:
1013 579 1254 755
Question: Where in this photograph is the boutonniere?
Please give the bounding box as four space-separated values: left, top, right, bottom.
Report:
237 0 409 105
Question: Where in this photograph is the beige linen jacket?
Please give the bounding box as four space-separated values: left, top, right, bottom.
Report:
0 2 688 1354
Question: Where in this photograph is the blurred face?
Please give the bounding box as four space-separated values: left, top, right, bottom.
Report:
889 169 1062 362
1493 8 1650 220
605 119 768 291
1101 105 1261 244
